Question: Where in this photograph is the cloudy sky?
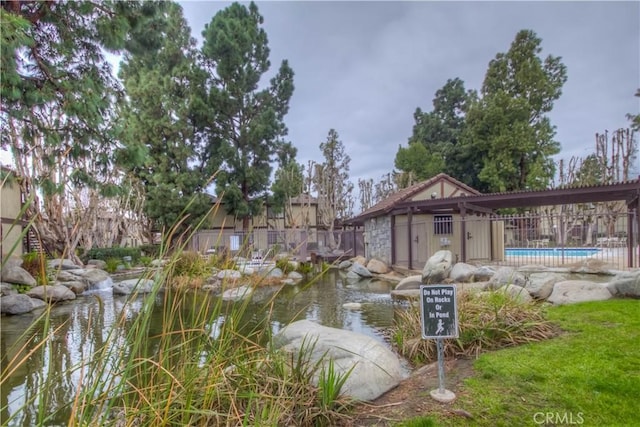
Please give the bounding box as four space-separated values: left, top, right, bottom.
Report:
180 0 640 184
1 1 637 188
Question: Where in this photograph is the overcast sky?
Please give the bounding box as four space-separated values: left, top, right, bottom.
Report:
181 0 640 185
1 1 638 188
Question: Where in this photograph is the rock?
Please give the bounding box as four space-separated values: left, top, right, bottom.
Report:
343 302 362 310
497 284 533 304
338 260 353 270
112 279 155 295
547 280 612 305
421 250 453 284
565 259 617 275
471 266 496 282
0 265 37 286
390 289 420 301
607 271 640 298
0 294 37 314
221 285 253 301
86 259 107 270
287 271 304 282
526 272 566 299
395 275 423 291
266 267 284 278
350 263 373 278
73 268 110 286
60 280 88 294
352 256 367 266
450 262 476 283
217 269 242 280
366 258 389 274
48 258 81 271
1 257 22 268
1 283 18 296
27 285 76 302
486 267 527 290
345 270 362 281
273 320 404 401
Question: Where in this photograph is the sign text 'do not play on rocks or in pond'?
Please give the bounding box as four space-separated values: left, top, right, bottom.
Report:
420 284 458 339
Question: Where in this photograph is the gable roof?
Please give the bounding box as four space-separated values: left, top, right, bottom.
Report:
348 173 480 224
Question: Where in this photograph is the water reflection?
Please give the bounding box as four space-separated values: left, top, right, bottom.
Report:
0 270 397 426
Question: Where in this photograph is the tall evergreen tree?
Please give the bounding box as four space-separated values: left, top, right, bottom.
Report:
201 2 295 230
464 29 567 192
118 2 213 233
395 78 474 182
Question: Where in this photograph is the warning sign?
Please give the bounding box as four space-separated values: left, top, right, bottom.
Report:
420 284 459 339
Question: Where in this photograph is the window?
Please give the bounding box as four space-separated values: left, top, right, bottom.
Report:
434 215 453 235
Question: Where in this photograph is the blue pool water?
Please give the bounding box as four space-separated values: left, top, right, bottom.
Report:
506 248 601 257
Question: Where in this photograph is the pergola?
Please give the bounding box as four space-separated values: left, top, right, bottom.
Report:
347 178 640 268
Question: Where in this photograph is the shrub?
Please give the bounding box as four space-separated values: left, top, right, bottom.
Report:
21 251 48 286
275 257 294 274
139 256 153 267
104 258 121 274
296 262 314 275
82 247 141 264
170 251 210 278
138 244 161 258
390 290 557 365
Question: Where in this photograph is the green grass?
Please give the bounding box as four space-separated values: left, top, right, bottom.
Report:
438 299 640 427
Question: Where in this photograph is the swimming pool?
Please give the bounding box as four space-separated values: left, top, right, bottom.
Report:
505 248 601 257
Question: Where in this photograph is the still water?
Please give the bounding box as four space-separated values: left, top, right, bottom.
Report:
0 270 399 426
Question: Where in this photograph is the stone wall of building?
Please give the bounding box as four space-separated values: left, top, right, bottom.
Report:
365 216 391 265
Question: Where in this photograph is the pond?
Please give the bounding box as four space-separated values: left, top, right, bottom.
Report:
0 270 400 426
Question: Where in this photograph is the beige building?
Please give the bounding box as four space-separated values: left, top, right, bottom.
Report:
348 173 484 269
190 194 321 256
1 167 25 260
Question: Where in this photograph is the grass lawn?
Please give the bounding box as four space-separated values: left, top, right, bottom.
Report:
440 299 640 427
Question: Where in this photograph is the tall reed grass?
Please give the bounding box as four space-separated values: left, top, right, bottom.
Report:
390 290 558 365
1 204 353 426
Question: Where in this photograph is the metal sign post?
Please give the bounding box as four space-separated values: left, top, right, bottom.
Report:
420 284 458 402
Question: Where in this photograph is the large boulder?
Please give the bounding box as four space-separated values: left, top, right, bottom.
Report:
486 267 527 290
394 275 423 291
350 263 373 278
390 289 420 301
221 285 253 302
86 259 107 270
217 269 242 280
112 279 155 295
338 260 353 270
73 268 110 287
525 272 566 300
60 280 88 295
27 284 76 302
421 250 453 284
471 266 496 282
449 262 476 283
1 283 18 296
0 294 40 314
0 265 37 286
607 271 640 298
547 280 612 305
273 320 404 401
366 258 389 274
497 284 534 304
48 258 82 271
